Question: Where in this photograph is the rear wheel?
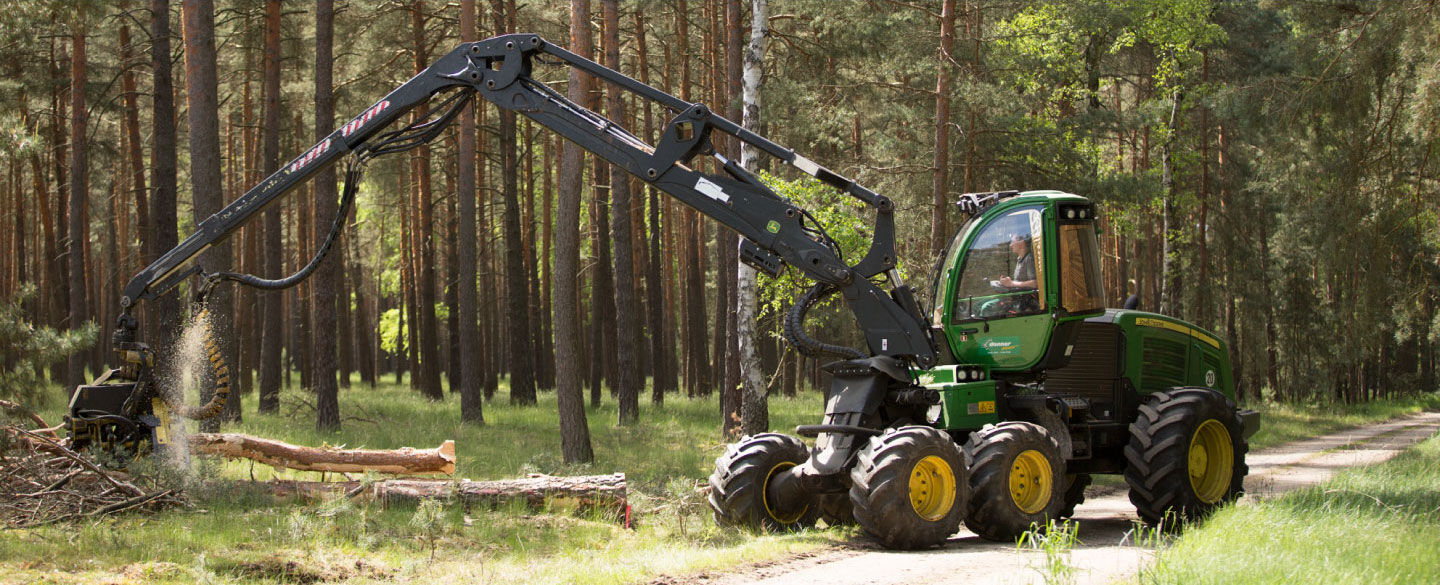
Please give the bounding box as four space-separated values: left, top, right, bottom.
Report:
963 421 1067 541
849 426 967 549
708 433 820 531
1124 388 1248 526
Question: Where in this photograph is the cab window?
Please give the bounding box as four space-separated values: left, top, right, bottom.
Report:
951 206 1045 322
1059 223 1105 314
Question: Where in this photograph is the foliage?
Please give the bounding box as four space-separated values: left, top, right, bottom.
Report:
0 284 96 405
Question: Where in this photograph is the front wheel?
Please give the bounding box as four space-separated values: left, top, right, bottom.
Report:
1124 388 1248 526
849 426 967 549
963 421 1067 541
708 433 820 531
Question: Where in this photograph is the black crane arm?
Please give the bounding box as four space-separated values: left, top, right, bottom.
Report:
116 33 937 368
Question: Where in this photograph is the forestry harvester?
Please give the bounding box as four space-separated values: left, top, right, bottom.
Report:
64 34 1257 549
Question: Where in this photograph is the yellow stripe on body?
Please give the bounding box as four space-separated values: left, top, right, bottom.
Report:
1134 317 1221 348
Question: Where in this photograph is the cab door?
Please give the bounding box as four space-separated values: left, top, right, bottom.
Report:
941 204 1052 369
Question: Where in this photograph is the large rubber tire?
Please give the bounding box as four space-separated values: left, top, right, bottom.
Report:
1124 388 1249 526
708 433 820 531
849 426 967 549
963 421 1067 541
1058 473 1092 519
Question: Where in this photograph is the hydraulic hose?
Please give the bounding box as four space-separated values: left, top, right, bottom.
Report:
203 160 362 292
783 282 865 360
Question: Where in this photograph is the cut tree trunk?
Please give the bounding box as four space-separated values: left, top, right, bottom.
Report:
187 433 455 475
264 473 627 516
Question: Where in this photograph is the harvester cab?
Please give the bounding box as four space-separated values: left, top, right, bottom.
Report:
934 190 1106 370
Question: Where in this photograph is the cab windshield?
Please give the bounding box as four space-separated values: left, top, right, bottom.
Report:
951 205 1045 322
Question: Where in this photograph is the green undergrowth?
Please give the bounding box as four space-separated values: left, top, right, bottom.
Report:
8 376 843 584
1138 432 1440 585
1245 394 1440 450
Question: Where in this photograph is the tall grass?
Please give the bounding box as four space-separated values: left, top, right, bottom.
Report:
1139 433 1440 585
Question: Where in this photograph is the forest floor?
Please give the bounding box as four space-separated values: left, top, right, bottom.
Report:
2 380 1437 584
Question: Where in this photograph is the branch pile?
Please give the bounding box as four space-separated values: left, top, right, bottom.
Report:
1 403 183 528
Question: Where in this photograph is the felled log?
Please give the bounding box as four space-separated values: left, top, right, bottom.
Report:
187 433 455 475
264 473 628 517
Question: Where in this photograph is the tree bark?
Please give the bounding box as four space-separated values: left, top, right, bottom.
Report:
602 0 641 425
492 0 536 405
930 0 956 258
457 0 484 423
719 0 743 438
148 0 181 353
1158 89 1182 316
312 0 341 431
675 1 709 398
635 8 672 405
257 0 284 414
737 0 769 437
412 1 444 400
264 473 626 515
66 19 89 389
189 434 455 475
554 0 595 463
118 4 149 282
183 0 235 430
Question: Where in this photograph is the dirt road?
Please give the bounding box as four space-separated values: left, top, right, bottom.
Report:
683 412 1440 585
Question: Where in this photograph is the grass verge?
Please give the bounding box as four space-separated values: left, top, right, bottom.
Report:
1138 431 1440 585
7 378 845 584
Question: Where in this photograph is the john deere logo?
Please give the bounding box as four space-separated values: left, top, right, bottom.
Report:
766 220 780 234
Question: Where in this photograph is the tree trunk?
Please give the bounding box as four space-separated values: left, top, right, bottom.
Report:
66 21 89 389
257 0 284 414
553 0 596 463
719 0 743 438
118 5 149 284
456 0 485 423
636 8 672 405
189 434 455 475
1158 89 1182 316
602 0 641 425
148 0 181 354
674 1 708 398
737 0 770 437
312 0 341 431
929 0 956 258
412 1 444 400
492 0 536 405
265 474 626 515
183 0 234 430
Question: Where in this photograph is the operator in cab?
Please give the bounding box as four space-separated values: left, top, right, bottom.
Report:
996 234 1036 290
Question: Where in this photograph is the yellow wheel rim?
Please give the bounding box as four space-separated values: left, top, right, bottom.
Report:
1009 449 1053 514
762 462 807 524
1188 419 1234 504
908 455 958 521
